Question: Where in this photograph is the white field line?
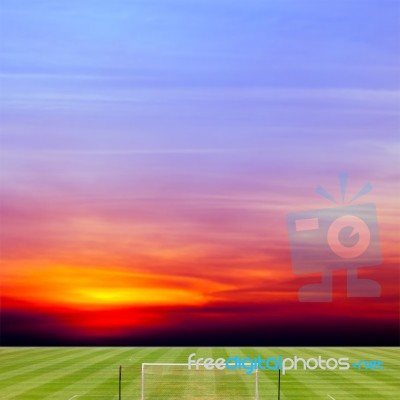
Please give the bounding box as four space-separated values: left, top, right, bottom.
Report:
328 395 336 400
68 396 79 400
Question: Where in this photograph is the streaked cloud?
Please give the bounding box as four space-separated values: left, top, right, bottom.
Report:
0 0 398 344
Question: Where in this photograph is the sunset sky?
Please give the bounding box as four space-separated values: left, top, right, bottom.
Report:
0 0 399 345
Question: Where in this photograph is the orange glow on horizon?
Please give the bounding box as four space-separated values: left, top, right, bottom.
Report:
1 264 232 310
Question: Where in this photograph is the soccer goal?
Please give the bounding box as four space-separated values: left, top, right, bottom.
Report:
141 362 259 400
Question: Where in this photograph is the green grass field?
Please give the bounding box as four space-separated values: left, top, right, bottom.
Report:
0 347 399 399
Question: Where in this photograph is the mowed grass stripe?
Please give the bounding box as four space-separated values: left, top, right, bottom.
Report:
277 347 398 400
217 348 252 399
0 348 84 374
79 347 174 400
253 348 319 400
350 347 399 358
334 348 400 396
271 348 330 400
122 348 179 400
0 348 52 364
44 348 147 400
0 348 107 390
344 348 399 378
0 348 105 388
15 348 134 400
137 349 177 399
320 347 400 379
230 348 264 398
211 348 224 398
41 347 151 400
295 348 362 400
1 347 397 399
119 347 200 399
179 347 207 400
0 348 55 365
143 347 195 399
1 348 123 398
235 347 280 398
322 347 400 395
280 371 357 400
206 348 216 395
284 348 383 400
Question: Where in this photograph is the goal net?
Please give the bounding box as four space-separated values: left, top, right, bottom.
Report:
141 363 259 400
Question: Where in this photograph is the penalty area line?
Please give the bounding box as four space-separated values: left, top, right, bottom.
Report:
328 395 336 400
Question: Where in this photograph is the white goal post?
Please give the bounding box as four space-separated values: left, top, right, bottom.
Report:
141 362 259 400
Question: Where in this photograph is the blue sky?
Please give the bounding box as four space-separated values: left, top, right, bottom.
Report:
1 1 398 82
1 0 399 200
